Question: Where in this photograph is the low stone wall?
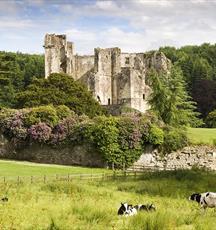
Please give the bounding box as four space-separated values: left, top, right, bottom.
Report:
135 145 216 170
1 134 216 170
0 135 104 167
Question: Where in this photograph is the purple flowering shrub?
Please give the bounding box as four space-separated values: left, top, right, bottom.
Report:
0 109 27 140
28 122 52 143
51 116 78 144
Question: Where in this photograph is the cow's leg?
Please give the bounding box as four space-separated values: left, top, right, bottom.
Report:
200 206 207 215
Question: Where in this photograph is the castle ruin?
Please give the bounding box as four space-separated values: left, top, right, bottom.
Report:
44 34 171 113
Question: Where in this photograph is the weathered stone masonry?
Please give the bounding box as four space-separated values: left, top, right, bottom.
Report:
44 34 171 113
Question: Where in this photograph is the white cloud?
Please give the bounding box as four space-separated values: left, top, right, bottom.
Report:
95 0 117 10
1 0 216 54
0 18 35 29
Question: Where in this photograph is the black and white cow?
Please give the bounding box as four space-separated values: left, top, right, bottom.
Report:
134 203 156 212
1 197 8 202
117 203 137 216
118 202 156 216
189 192 216 209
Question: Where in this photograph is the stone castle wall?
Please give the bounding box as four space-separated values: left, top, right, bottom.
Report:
44 34 171 113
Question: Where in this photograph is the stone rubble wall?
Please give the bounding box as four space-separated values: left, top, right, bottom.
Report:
134 145 216 170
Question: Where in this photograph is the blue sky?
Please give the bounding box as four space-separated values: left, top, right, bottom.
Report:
1 0 216 54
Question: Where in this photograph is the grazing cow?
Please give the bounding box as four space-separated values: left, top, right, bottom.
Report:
1 197 8 202
134 203 156 212
189 192 216 209
117 203 137 216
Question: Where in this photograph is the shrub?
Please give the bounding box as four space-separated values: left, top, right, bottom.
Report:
83 116 122 166
0 109 27 139
55 105 72 120
205 110 216 128
162 127 188 153
24 105 59 127
148 125 164 145
28 122 52 143
51 116 78 144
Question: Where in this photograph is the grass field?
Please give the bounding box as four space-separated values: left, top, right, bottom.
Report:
0 160 108 177
187 127 216 145
0 168 216 229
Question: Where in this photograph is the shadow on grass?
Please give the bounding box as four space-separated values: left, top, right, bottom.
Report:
116 169 216 198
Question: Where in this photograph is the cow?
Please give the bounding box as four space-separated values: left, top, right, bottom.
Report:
1 197 8 202
189 192 216 209
117 203 137 216
134 203 156 212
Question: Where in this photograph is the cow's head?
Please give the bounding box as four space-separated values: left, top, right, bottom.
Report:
189 193 201 203
118 203 128 215
118 202 133 215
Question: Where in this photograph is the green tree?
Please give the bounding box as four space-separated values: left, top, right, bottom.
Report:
147 66 201 127
0 77 15 107
0 51 44 108
15 73 105 117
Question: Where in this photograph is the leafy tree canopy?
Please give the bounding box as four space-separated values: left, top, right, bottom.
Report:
15 73 105 117
0 51 44 108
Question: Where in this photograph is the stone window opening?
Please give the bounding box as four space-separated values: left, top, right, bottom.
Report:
143 94 145 100
125 57 130 65
108 98 111 105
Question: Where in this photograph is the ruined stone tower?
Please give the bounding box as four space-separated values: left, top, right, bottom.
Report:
44 34 74 78
44 34 171 113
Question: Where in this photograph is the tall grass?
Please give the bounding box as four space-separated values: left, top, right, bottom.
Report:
0 169 216 229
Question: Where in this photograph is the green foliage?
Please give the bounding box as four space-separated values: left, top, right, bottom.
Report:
147 66 202 127
55 105 72 120
160 43 216 119
24 105 59 127
148 125 164 145
83 116 122 166
16 73 105 117
0 51 44 108
162 127 188 153
0 77 15 107
205 110 216 128
0 107 187 165
82 115 165 167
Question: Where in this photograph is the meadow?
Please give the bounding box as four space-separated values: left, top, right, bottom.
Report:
0 160 107 177
187 127 216 145
0 166 216 230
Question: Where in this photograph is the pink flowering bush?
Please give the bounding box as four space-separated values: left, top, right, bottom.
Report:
51 116 78 144
0 109 27 140
28 122 52 143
